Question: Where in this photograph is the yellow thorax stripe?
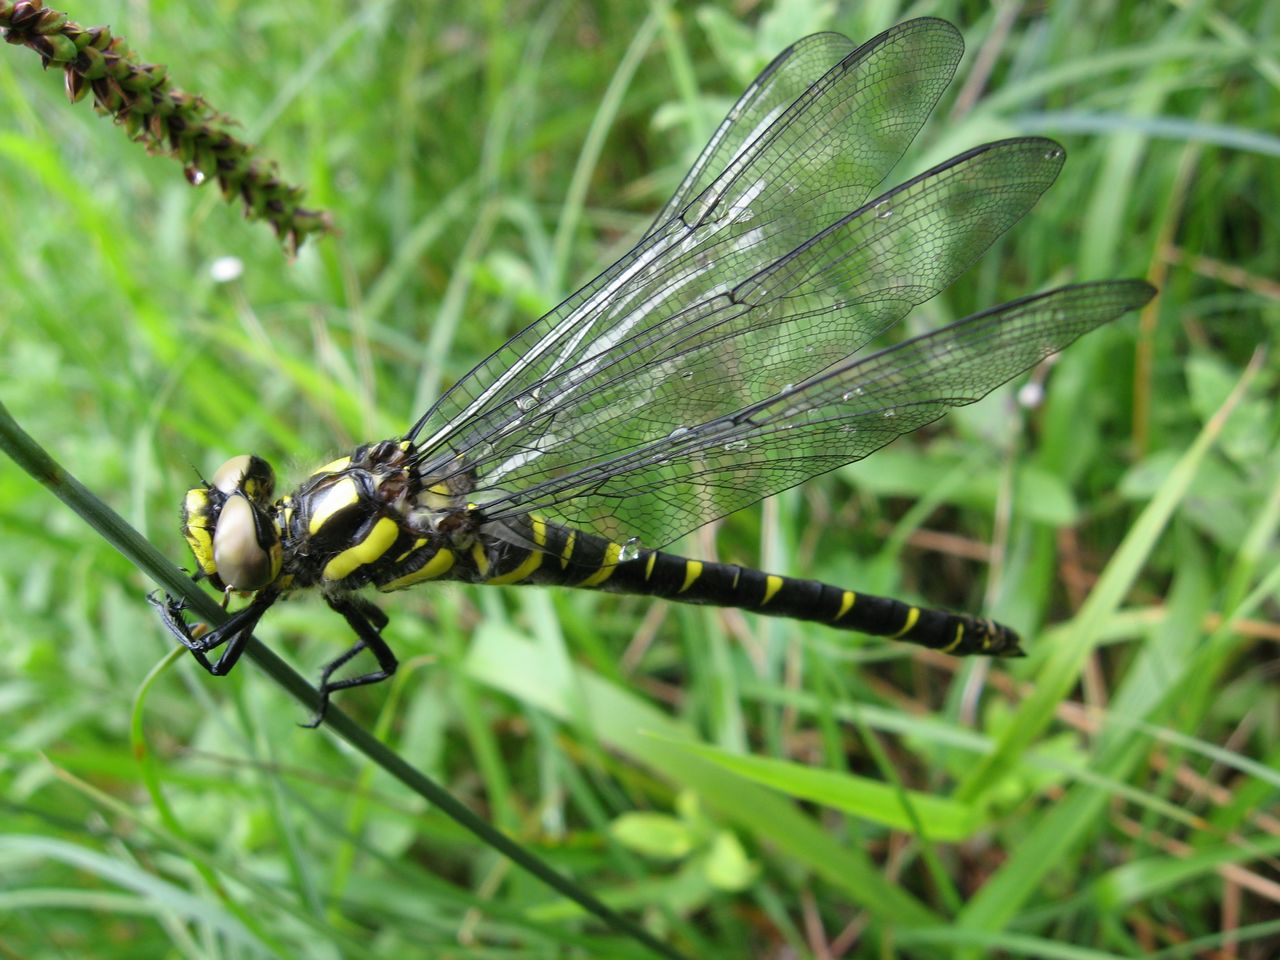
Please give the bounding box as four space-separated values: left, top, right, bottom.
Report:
380 547 455 591
312 455 352 477
322 516 399 581
308 476 359 535
395 538 429 563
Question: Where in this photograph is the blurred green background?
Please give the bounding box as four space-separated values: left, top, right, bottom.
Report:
1 1 1277 957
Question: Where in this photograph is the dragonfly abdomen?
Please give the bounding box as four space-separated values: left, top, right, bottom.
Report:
611 551 1023 658
483 519 1023 658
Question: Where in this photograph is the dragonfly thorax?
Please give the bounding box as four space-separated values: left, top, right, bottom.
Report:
180 439 488 599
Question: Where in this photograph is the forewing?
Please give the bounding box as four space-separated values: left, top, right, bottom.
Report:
477 281 1155 545
409 18 963 451
643 32 858 237
434 137 1065 522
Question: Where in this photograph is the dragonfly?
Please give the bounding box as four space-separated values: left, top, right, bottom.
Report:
154 17 1154 724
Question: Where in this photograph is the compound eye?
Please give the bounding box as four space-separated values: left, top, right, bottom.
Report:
212 454 276 502
213 492 282 591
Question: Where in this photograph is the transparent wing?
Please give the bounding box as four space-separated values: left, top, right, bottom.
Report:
643 32 858 238
409 18 963 449
416 136 1068 530
475 281 1156 545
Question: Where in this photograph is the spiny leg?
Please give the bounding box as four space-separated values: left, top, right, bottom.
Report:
150 590 279 676
304 595 399 727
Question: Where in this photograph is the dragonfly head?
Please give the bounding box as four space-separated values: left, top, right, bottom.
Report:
181 454 283 593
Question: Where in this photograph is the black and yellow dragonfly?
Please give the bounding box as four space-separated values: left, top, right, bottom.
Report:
155 18 1154 723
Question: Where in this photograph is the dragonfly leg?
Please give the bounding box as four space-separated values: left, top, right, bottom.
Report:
303 595 399 727
149 590 278 676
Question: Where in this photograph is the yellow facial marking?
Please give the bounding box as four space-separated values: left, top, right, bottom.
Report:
561 530 576 569
761 575 783 605
578 541 621 587
836 591 855 620
891 607 921 638
380 548 456 591
184 488 211 518
644 552 657 581
678 560 702 594
308 476 359 535
182 489 217 574
322 516 399 581
186 530 216 574
267 538 284 581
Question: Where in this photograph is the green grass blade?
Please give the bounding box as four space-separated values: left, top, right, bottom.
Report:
0 398 689 960
954 350 1264 936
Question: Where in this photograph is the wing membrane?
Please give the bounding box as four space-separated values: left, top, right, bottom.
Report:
402 20 1153 549
409 18 963 450
424 137 1065 514
644 31 858 237
476 281 1155 544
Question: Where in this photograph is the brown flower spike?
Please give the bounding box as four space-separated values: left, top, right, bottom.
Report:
1 0 332 253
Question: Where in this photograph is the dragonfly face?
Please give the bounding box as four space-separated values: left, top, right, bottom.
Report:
180 454 281 593
156 17 1155 723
